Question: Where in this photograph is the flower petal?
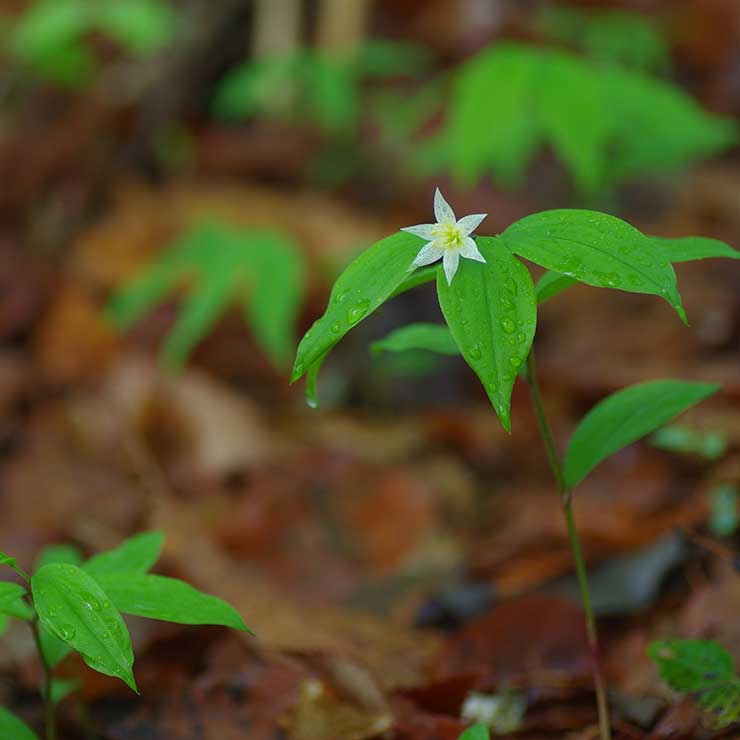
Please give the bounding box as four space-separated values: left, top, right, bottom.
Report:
460 236 486 263
443 250 460 285
456 213 488 236
411 243 444 268
434 188 456 224
401 223 438 240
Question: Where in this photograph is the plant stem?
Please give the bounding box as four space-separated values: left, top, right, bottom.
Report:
30 618 56 740
525 350 611 740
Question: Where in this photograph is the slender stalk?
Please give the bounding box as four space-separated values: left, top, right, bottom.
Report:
525 350 611 740
30 618 56 740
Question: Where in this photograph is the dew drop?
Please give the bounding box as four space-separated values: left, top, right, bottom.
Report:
330 321 341 334
469 344 482 360
500 318 516 334
347 299 370 325
59 625 76 641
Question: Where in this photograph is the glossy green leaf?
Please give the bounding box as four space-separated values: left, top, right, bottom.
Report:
94 573 251 632
0 596 34 622
458 725 490 740
35 544 84 571
292 231 422 383
372 323 460 357
0 552 28 582
650 639 740 728
503 210 686 321
651 236 740 263
0 706 40 740
32 564 137 691
84 531 163 579
564 380 720 488
0 583 26 611
437 238 537 432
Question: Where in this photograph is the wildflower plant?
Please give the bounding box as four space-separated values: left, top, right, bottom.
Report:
291 189 739 738
0 532 250 740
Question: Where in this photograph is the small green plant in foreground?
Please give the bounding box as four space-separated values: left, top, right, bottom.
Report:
650 639 740 728
291 189 739 739
0 531 251 740
106 218 304 370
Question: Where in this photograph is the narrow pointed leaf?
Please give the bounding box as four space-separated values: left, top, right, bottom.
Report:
94 573 251 633
0 707 40 740
650 236 740 263
304 352 328 409
437 238 537 432
564 380 720 488
84 531 164 579
32 564 137 691
503 210 686 321
390 265 439 298
372 323 460 356
0 552 28 581
291 232 423 383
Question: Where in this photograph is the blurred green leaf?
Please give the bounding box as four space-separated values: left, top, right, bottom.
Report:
32 564 137 692
457 724 490 740
84 531 163 579
650 425 727 461
0 583 26 611
0 707 40 740
539 7 669 72
372 323 459 357
650 639 740 727
709 485 740 538
95 0 175 53
651 236 740 262
444 43 736 193
563 380 720 488
106 221 304 370
94 573 251 632
35 544 84 571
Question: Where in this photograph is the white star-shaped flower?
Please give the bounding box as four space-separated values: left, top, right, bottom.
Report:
402 188 487 285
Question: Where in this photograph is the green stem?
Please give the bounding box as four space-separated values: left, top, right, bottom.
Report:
29 615 56 740
525 350 611 740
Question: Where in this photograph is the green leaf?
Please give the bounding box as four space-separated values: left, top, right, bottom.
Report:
242 232 304 368
390 265 439 297
451 44 541 187
458 725 490 740
650 639 740 728
107 221 304 371
537 51 607 193
32 564 137 692
95 0 175 54
42 677 81 706
35 544 84 571
0 706 40 740
564 380 720 488
291 232 423 383
535 271 578 305
38 628 72 669
83 531 164 579
93 573 251 632
372 323 460 357
437 238 537 432
0 583 26 611
0 552 29 582
10 0 90 62
651 236 740 263
502 210 686 321
709 485 740 538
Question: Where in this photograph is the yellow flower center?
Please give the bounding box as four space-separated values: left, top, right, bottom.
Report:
432 221 464 251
